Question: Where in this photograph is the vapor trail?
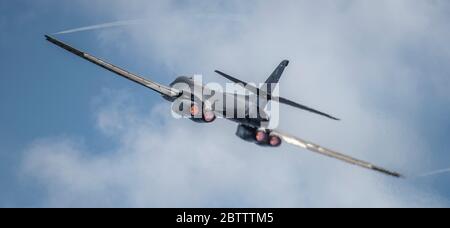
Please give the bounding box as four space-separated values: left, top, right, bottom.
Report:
419 168 450 177
53 19 145 35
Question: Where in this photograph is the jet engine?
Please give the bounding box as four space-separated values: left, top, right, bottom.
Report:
236 124 282 147
172 99 216 123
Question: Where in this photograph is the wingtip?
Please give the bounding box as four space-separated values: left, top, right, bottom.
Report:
327 115 341 121
44 34 85 57
390 172 404 178
44 34 57 43
373 166 404 178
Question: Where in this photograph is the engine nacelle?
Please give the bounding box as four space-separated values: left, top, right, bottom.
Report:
172 99 216 123
236 124 258 143
235 125 282 147
268 133 282 147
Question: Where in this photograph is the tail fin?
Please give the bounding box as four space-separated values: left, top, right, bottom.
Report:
265 60 289 84
262 60 289 94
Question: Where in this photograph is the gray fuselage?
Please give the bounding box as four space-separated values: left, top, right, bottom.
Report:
166 76 270 128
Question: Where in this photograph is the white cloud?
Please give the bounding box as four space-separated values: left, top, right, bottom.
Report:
22 0 450 207
22 89 446 208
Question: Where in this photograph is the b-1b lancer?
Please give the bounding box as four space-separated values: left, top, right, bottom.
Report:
45 35 402 178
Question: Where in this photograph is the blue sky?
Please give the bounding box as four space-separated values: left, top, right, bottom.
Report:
0 1 166 206
1 0 450 207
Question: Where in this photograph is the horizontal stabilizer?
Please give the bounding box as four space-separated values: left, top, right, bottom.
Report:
214 70 339 121
273 96 340 121
214 70 266 96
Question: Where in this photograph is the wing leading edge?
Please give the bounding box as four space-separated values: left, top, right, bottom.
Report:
45 35 180 98
271 130 403 178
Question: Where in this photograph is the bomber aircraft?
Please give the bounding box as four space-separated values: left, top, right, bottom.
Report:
45 35 402 178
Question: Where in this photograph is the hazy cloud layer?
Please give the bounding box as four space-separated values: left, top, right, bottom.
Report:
22 89 445 207
23 0 450 207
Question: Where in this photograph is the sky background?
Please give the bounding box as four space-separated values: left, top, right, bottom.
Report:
1 0 450 207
